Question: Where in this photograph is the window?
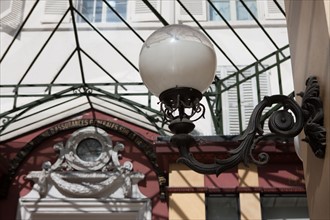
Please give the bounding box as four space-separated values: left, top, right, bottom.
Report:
236 0 257 20
76 0 127 23
209 0 257 21
261 194 309 220
42 0 160 24
0 0 25 35
217 66 270 135
206 194 240 220
0 0 13 19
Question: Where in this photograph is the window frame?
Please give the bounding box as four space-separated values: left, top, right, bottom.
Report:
17 198 152 220
261 193 310 220
0 0 13 19
75 0 128 23
208 0 259 22
37 0 287 30
206 193 240 220
216 66 271 135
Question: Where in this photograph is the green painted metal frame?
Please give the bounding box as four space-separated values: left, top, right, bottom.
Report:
205 44 291 135
0 83 166 137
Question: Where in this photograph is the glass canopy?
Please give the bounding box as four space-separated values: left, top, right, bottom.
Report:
0 0 292 141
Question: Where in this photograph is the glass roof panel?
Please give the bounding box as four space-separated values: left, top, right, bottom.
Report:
0 0 292 141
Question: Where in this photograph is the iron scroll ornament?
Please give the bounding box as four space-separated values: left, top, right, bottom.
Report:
166 76 326 176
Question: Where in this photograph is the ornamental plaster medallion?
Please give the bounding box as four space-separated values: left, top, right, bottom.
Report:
64 126 112 171
23 126 148 199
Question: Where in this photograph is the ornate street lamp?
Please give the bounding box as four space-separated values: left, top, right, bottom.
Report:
139 24 326 176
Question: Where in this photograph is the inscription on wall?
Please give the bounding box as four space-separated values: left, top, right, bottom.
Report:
0 119 166 199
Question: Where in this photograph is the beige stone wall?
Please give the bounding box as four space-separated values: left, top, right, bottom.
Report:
169 164 205 220
168 163 263 220
285 0 330 219
238 163 261 220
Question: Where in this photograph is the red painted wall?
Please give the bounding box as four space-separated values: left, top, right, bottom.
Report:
0 111 168 220
0 111 306 220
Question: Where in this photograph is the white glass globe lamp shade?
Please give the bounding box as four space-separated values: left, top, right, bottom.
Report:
139 24 217 97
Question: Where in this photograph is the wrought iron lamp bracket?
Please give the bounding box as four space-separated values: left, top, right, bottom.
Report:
165 76 326 176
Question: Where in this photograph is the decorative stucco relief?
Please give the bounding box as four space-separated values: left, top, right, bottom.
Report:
23 126 147 199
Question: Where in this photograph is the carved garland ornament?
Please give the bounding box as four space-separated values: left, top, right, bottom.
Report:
25 126 147 199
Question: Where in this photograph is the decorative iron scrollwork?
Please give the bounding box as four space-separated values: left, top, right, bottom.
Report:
159 87 205 124
298 76 326 158
73 86 93 94
168 76 326 176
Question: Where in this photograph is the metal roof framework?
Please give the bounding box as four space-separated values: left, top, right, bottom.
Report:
0 0 289 141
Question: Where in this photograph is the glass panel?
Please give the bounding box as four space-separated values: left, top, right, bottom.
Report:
209 0 231 21
94 0 103 22
261 195 310 220
236 0 257 20
81 0 95 22
76 138 103 161
206 194 240 220
106 0 127 22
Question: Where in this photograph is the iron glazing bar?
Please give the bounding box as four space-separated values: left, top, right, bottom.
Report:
69 0 86 84
0 86 82 118
0 96 81 134
0 94 85 134
80 48 127 91
207 0 262 64
88 85 161 114
1 95 57 98
273 0 286 17
0 92 153 98
238 0 285 58
86 95 96 120
148 91 152 108
14 8 70 87
219 54 290 94
1 83 149 98
276 52 283 95
214 82 223 134
0 104 34 133
0 0 40 63
176 0 239 71
102 0 145 42
2 93 115 99
205 84 223 134
12 8 71 108
255 63 261 103
219 49 287 83
47 48 77 93
217 84 224 134
0 90 162 136
11 96 80 123
236 74 243 133
217 57 289 94
218 45 290 86
93 97 166 136
205 46 290 135
0 101 90 137
3 87 159 120
74 8 139 72
141 0 169 26
0 91 153 98
1 82 146 87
